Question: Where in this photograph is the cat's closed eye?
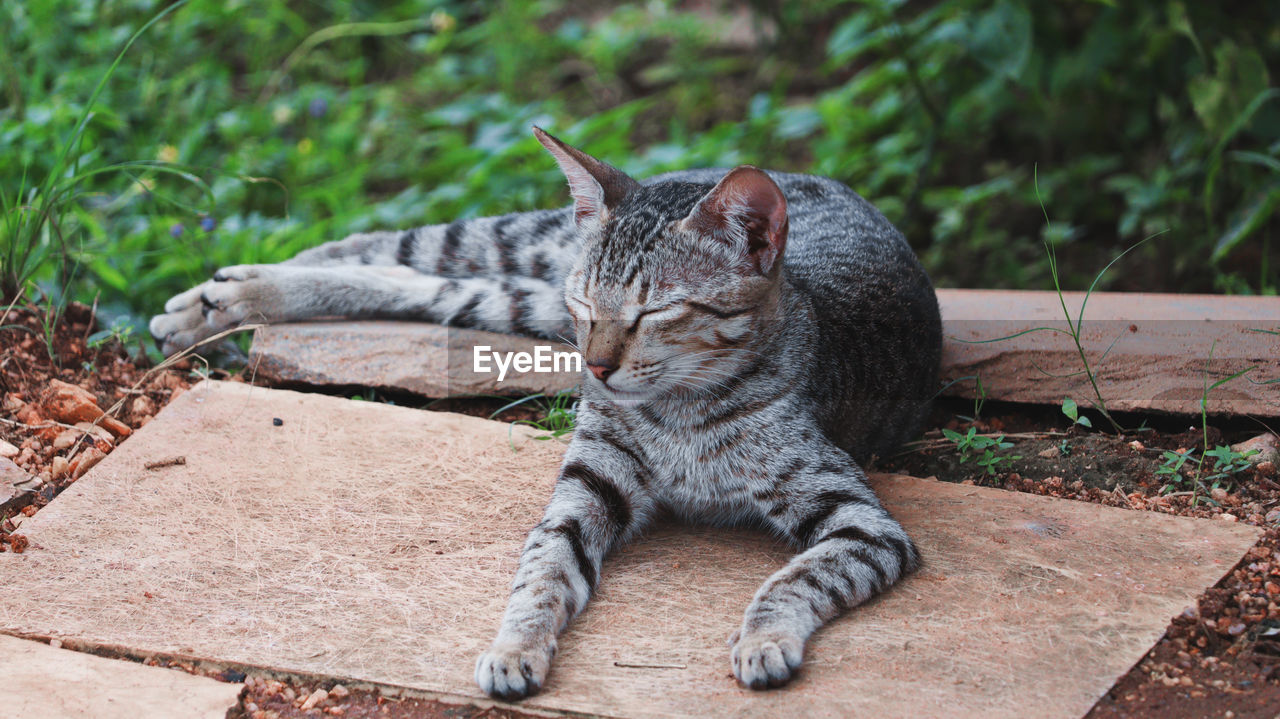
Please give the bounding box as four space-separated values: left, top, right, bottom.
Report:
684 300 753 319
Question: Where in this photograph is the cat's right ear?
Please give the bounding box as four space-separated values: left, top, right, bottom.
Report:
533 127 639 227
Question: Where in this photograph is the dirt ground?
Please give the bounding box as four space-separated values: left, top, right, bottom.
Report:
2 304 1278 718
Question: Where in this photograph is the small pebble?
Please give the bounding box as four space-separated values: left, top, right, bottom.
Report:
49 639 61 648
300 688 328 711
272 417 283 427
329 684 349 698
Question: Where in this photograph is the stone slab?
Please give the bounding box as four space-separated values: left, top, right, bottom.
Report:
0 633 241 719
937 289 1280 417
247 290 1280 416
0 381 1261 718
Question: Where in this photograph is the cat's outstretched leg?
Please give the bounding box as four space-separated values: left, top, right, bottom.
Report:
148 264 571 355
732 452 919 689
476 426 654 699
281 211 579 282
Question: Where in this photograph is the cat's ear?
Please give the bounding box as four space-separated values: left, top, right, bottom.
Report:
681 165 788 275
533 126 639 227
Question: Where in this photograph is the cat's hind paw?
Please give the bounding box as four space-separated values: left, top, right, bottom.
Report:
730 629 804 690
474 642 554 701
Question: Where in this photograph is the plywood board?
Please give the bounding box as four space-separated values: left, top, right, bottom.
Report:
0 634 241 719
0 381 1261 718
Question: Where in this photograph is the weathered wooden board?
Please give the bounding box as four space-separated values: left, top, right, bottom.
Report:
937 289 1280 417
0 634 241 719
0 381 1260 718
247 290 1280 417
249 321 579 398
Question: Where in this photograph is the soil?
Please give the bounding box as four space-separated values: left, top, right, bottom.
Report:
2 305 1278 718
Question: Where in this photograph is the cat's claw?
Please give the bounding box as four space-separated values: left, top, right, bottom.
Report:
730 629 804 690
149 264 281 356
474 642 554 700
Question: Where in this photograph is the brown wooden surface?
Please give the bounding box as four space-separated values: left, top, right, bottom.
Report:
0 634 241 719
0 381 1260 718
248 290 1280 416
937 289 1280 417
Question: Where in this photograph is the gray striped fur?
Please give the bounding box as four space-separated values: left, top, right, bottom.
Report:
150 129 942 697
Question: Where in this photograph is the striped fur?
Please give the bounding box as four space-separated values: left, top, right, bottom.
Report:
150 129 942 697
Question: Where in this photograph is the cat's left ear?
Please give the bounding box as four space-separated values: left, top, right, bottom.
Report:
681 166 789 276
533 126 639 228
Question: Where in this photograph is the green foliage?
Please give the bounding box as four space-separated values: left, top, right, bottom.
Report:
1156 448 1198 485
941 427 1020 476
1157 445 1257 495
493 389 579 443
1 0 1277 342
1060 398 1092 429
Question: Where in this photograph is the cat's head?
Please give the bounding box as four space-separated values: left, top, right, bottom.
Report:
534 127 789 401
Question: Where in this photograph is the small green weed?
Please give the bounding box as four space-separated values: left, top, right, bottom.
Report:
493 389 579 444
86 321 134 350
1156 448 1198 487
1158 445 1257 496
941 427 1021 477
1060 398 1092 429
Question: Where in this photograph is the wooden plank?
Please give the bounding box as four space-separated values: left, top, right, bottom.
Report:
249 321 579 398
0 381 1261 719
0 634 241 719
247 290 1280 416
937 289 1280 417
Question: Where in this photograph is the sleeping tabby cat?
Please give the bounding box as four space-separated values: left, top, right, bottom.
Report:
150 128 942 697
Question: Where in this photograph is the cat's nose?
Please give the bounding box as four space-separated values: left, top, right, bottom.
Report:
586 361 618 382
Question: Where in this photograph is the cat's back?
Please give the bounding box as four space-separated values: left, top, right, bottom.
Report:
644 168 920 294
647 167 941 461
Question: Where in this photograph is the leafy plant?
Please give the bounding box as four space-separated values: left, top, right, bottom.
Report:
3 0 1275 340
1156 448 1198 486
941 427 1021 476
1202 445 1259 482
1060 398 1092 429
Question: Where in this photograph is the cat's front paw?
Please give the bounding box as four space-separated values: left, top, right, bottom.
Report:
474 641 555 700
149 265 283 356
730 628 805 690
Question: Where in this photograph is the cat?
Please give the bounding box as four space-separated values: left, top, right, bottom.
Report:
150 127 942 698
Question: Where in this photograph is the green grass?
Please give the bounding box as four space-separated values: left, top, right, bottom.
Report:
492 389 580 445
2 0 1277 352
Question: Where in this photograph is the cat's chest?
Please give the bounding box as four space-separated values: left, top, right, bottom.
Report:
619 409 789 507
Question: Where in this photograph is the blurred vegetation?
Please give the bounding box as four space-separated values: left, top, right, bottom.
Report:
2 0 1277 342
